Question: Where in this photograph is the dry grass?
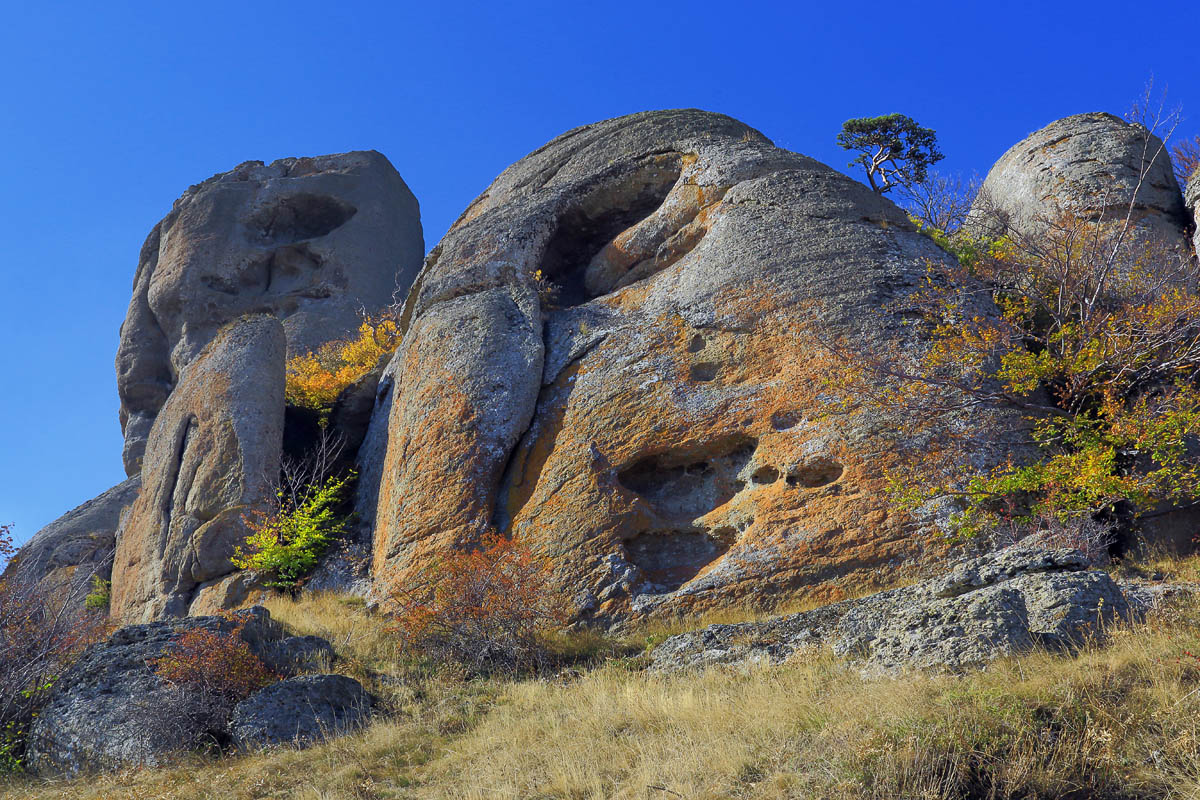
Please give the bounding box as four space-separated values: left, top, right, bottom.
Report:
10 587 1200 799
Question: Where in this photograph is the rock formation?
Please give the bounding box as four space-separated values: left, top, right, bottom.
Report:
27 607 357 774
116 150 424 475
110 315 286 621
3 476 140 593
649 545 1133 673
230 674 372 751
365 109 1025 623
1188 168 1200 256
966 112 1189 248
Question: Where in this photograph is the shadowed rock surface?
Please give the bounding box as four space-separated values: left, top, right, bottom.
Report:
649 545 1132 673
116 150 423 475
366 109 1026 623
1188 170 1200 256
3 476 140 591
110 315 286 622
230 674 372 751
966 112 1189 250
27 607 331 775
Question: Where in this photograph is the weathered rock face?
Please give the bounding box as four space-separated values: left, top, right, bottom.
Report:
368 109 1024 622
649 545 1133 673
116 150 424 475
1187 169 1200 256
230 674 372 751
110 315 285 622
966 112 1189 250
3 476 140 592
27 607 326 775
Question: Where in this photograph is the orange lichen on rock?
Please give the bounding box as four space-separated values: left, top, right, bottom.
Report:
368 110 1016 625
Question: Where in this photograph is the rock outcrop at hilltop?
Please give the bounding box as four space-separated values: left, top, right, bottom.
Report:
110 315 286 622
650 545 1135 673
3 476 140 593
365 109 1025 622
966 112 1190 251
116 150 424 475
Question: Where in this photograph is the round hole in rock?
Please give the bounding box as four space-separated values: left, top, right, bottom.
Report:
786 459 844 488
689 363 720 382
771 410 800 430
687 334 707 353
750 466 779 484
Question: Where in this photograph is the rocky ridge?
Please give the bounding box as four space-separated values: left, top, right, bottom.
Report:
649 545 1135 673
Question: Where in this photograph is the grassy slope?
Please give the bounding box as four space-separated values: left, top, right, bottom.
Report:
9 577 1200 799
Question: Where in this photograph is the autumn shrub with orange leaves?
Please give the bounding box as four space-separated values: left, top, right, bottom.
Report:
143 619 278 749
387 533 567 676
151 624 278 704
285 314 402 413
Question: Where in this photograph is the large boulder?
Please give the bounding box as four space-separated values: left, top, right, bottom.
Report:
230 673 371 751
110 315 285 621
3 476 140 593
27 607 328 775
116 151 424 475
366 109 1025 622
966 112 1190 252
649 545 1132 673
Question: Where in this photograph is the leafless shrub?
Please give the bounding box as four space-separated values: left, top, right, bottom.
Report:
0 524 108 768
988 515 1116 565
898 170 980 232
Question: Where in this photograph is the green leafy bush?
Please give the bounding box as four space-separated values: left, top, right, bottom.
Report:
231 473 353 590
83 576 111 612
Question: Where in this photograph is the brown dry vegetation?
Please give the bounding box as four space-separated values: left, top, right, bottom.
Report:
10 578 1200 799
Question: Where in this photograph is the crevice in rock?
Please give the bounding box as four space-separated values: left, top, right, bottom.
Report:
161 416 197 550
539 155 685 307
247 194 357 244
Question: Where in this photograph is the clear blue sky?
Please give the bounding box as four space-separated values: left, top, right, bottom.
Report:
1 0 1196 546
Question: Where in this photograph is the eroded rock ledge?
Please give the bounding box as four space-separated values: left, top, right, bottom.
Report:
650 545 1144 673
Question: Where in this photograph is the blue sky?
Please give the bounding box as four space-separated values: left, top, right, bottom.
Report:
1 0 1196 545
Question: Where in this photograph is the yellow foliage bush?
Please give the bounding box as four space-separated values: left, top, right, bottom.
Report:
285 316 402 412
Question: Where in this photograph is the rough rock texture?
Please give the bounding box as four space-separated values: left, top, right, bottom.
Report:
110 315 286 621
649 545 1132 673
1188 169 1200 257
4 476 140 591
230 674 371 750
966 112 1190 251
27 607 327 775
116 150 424 475
367 109 1024 622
